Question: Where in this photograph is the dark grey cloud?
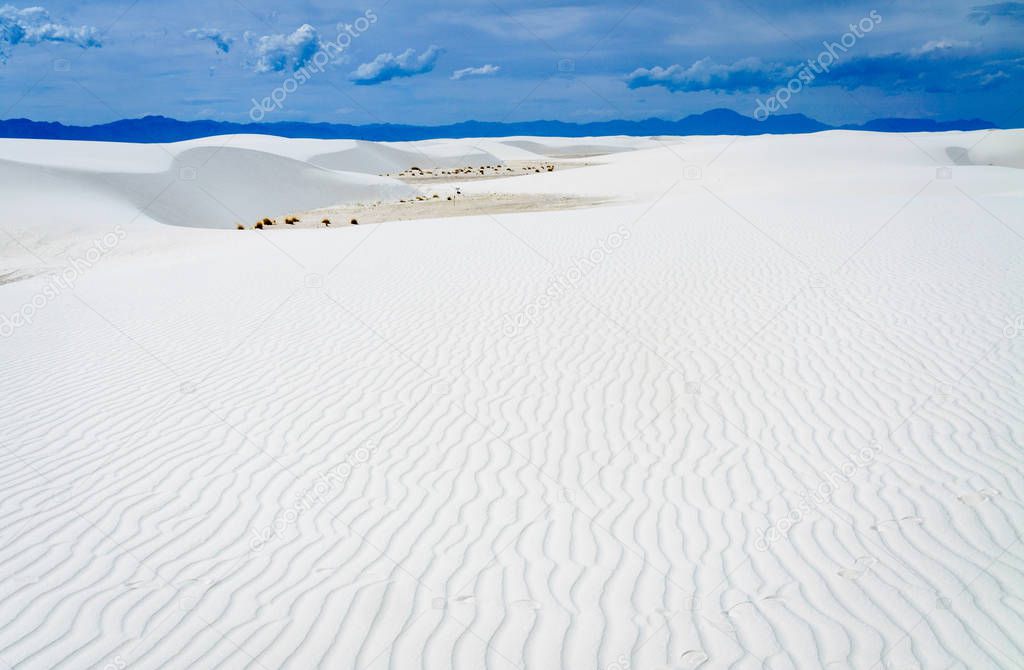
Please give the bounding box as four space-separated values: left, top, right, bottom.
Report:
627 42 1023 95
626 57 793 93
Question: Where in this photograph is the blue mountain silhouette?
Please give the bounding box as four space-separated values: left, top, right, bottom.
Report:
0 108 998 143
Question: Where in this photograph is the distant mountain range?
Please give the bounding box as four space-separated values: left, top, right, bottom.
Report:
0 108 1000 143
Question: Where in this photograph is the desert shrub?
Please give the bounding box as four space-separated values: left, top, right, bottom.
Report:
255 221 264 229
350 218 359 225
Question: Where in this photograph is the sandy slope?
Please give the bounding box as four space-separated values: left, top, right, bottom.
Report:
1 130 1023 669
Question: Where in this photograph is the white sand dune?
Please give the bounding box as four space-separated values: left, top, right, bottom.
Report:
502 136 673 158
0 134 503 248
1 129 1024 669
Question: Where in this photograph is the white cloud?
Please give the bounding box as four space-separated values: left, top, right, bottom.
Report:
451 64 500 80
186 28 233 54
246 24 321 73
349 45 443 85
913 39 971 55
0 4 100 62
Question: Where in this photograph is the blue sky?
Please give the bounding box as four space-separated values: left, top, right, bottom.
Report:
0 0 1022 126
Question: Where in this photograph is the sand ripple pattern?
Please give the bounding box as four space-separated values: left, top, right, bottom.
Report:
1 132 1024 669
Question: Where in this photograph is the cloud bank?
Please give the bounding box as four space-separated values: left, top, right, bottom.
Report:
0 4 101 62
626 57 792 93
818 43 1022 92
628 43 1022 95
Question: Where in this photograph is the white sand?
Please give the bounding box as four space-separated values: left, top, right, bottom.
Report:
1 130 1024 669
288 193 610 228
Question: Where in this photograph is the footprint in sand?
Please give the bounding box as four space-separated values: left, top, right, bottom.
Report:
430 595 476 610
957 488 1000 506
638 596 703 625
838 556 877 580
722 601 757 621
757 581 797 604
679 649 710 669
759 594 785 605
871 516 924 532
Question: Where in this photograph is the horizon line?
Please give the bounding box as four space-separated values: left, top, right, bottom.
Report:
0 107 1006 129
